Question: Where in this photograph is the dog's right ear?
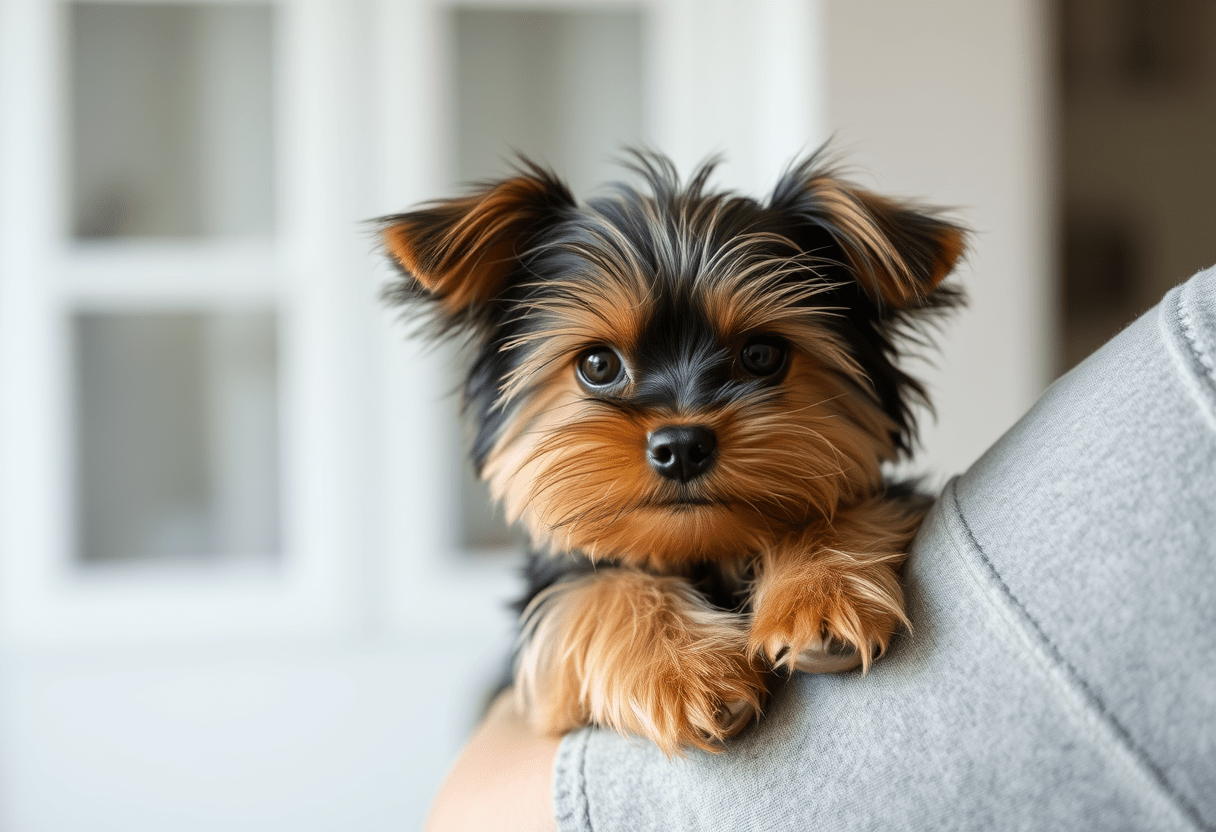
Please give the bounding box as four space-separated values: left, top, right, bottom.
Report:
379 166 575 319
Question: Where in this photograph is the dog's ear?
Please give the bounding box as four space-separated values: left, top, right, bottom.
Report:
770 160 965 310
380 166 575 318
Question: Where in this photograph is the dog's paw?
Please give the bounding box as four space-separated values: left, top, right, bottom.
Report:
527 654 767 756
516 570 767 755
748 581 902 675
716 696 759 737
788 633 862 674
607 638 768 755
533 618 767 756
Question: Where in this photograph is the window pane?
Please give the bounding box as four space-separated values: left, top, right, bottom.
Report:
73 312 280 565
69 3 275 239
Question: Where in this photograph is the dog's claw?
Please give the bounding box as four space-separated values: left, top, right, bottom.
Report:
716 698 758 737
793 635 862 674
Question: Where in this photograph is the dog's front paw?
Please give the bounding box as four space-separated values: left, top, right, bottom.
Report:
748 574 905 674
533 607 767 755
522 642 766 751
614 638 767 754
516 570 767 755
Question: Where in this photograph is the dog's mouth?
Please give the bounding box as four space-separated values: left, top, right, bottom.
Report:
643 496 732 511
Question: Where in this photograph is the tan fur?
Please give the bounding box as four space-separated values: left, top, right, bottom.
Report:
799 175 965 307
383 175 563 314
498 248 653 407
515 567 767 756
748 494 925 673
853 189 966 303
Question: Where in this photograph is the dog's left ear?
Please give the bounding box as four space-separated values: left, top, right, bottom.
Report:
380 166 575 319
770 162 966 309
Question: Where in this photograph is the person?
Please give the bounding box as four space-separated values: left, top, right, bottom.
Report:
426 266 1216 832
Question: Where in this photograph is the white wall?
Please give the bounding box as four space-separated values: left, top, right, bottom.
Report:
0 641 509 832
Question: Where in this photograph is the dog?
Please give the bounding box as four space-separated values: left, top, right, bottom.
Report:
379 151 965 755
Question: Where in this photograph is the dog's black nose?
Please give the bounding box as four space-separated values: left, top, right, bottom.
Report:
647 425 717 482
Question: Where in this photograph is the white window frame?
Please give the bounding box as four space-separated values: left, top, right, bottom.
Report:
0 0 382 648
0 0 828 650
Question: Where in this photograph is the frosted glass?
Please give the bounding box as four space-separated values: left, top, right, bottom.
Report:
69 3 275 239
73 312 280 564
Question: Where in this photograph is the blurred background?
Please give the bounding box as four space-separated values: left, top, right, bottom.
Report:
0 0 1213 829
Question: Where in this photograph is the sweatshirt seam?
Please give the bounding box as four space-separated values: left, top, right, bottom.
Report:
1177 283 1216 390
554 729 593 832
946 480 1209 832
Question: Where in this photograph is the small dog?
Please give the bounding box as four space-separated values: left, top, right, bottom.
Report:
380 151 964 754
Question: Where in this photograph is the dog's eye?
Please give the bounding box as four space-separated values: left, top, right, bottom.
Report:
577 347 624 388
739 336 789 377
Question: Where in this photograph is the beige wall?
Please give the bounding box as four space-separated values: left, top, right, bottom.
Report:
826 0 1054 479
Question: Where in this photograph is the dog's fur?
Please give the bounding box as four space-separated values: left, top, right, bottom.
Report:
380 151 964 755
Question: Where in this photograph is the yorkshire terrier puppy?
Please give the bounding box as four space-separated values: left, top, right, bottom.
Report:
380 151 964 755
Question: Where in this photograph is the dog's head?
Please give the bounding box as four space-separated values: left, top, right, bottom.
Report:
381 152 964 567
